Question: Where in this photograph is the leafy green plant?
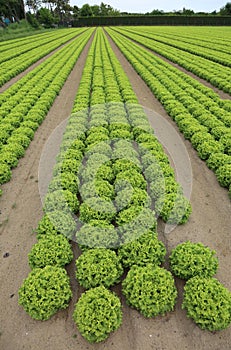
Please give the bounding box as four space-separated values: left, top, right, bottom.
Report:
36 211 76 240
18 266 72 320
206 153 231 171
196 140 224 160
2 143 25 158
118 232 166 268
155 192 192 224
8 134 31 149
85 132 109 146
169 241 218 280
115 187 151 210
43 189 79 214
110 129 133 140
182 276 231 331
28 234 73 269
76 222 119 250
113 158 141 175
122 265 177 318
215 164 231 188
115 170 147 190
86 141 112 158
80 180 115 201
73 286 122 343
75 248 123 289
220 133 231 155
119 207 157 242
0 152 19 168
53 159 81 177
95 162 115 182
116 205 143 226
0 163 12 184
79 197 116 223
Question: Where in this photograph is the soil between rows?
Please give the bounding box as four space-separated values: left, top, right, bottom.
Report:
0 31 231 350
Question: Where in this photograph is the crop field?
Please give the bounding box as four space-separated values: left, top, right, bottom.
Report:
0 26 231 350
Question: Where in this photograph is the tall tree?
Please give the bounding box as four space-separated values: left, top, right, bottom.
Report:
0 0 26 22
80 3 93 17
26 0 41 14
220 2 231 15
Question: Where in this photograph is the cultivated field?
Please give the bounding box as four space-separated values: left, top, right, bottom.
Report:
0 26 231 350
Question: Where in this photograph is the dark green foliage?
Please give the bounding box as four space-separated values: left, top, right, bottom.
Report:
75 248 123 289
170 241 218 280
118 232 166 268
122 265 177 318
76 222 119 250
73 286 122 343
18 266 72 320
28 235 73 269
182 277 231 331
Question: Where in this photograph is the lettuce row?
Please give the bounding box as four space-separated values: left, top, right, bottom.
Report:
0 29 94 193
106 28 231 193
113 26 231 95
0 28 88 86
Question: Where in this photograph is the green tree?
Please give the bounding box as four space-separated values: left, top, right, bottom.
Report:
80 3 93 17
149 9 164 15
72 4 79 18
220 2 231 15
91 4 100 16
26 0 41 14
37 6 55 26
0 0 25 22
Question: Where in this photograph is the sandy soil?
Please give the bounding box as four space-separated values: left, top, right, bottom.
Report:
0 31 231 350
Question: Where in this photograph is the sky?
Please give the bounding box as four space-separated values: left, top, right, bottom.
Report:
69 1 227 13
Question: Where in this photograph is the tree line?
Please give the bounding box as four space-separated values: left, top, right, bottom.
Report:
0 1 231 28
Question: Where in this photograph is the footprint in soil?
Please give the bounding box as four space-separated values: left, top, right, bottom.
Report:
3 252 10 258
